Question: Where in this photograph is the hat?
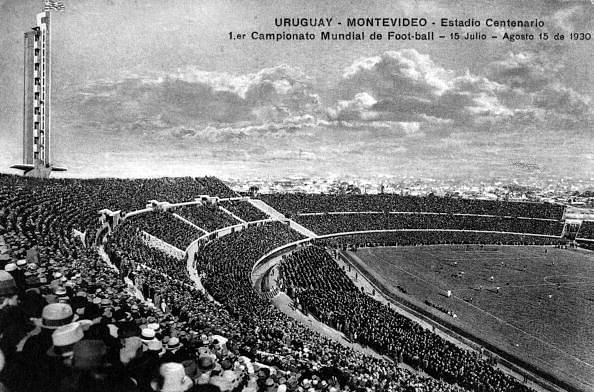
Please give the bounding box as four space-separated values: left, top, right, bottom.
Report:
52 322 84 348
152 362 194 392
165 337 183 351
142 328 156 341
16 259 27 267
0 271 17 296
147 339 165 355
72 340 107 370
39 303 74 329
4 263 16 272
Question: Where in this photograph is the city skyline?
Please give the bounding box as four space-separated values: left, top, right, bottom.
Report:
0 0 592 181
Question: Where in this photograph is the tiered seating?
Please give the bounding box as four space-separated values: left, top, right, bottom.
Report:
318 231 562 248
0 174 549 392
0 175 255 392
174 205 238 232
193 223 471 392
219 200 269 222
577 221 594 239
126 211 203 250
105 223 190 284
295 213 564 236
261 194 565 219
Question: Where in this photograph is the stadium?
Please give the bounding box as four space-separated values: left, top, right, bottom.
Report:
1 174 593 392
0 1 593 392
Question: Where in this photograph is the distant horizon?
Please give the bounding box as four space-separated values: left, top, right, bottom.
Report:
1 0 592 182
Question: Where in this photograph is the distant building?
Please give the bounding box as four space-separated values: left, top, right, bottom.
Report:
12 11 65 177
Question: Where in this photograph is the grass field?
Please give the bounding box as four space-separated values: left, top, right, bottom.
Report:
353 245 594 392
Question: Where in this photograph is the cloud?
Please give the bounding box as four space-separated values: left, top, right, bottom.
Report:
61 65 322 133
331 49 513 125
333 49 591 130
343 49 453 96
487 51 592 126
487 51 560 92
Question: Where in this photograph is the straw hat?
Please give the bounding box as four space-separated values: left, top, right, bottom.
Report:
38 303 74 329
151 362 194 392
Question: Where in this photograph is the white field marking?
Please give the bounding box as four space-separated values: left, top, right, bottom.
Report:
364 248 594 371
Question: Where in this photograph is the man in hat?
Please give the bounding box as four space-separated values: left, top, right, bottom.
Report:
13 260 27 291
61 339 137 391
161 336 185 362
0 271 18 309
0 270 32 389
16 303 75 391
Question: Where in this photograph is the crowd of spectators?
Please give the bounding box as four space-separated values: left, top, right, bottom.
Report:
294 214 563 237
105 223 191 285
576 221 594 240
175 206 239 233
317 232 563 249
279 246 533 392
126 211 204 251
0 174 293 392
0 174 571 392
0 175 460 392
193 223 472 392
0 174 236 247
260 194 564 220
219 201 269 223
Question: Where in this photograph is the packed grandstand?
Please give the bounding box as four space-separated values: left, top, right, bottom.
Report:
0 173 592 392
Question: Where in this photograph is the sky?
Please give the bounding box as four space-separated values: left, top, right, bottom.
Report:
0 0 592 181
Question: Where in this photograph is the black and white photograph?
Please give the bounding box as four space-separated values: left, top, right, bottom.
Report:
0 0 592 391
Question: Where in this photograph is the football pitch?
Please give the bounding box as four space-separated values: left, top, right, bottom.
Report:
353 245 594 392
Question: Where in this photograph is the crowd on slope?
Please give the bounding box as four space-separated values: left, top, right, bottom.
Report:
260 194 564 220
576 221 594 240
105 223 191 285
126 211 204 251
219 201 269 223
0 174 236 247
295 214 563 237
279 246 534 392
193 224 476 392
317 231 563 249
174 206 239 233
